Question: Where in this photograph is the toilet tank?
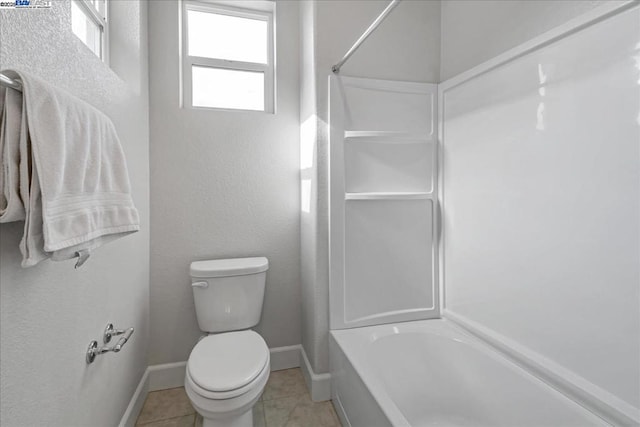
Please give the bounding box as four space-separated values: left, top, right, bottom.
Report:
190 257 268 333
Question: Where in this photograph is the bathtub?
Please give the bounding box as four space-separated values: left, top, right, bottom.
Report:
329 319 608 427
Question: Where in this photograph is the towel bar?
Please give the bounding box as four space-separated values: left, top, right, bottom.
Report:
0 72 22 92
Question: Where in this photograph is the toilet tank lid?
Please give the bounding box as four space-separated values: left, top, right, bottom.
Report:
190 257 269 278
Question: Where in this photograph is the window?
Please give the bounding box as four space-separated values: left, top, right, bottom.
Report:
71 0 108 62
182 1 275 112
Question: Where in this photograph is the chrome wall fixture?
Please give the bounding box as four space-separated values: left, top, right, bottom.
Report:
86 323 134 364
0 72 23 92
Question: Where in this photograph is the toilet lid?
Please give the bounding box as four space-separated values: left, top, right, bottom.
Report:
187 330 269 393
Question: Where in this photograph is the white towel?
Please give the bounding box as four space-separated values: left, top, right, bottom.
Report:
0 70 139 268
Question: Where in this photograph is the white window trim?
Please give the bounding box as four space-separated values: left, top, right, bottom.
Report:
181 0 275 113
73 0 109 64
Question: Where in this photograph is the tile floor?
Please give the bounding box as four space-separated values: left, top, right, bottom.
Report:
135 368 341 427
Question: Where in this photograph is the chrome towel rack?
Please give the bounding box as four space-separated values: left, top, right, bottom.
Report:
0 72 23 92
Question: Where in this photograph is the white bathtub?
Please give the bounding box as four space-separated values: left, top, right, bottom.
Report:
329 319 608 427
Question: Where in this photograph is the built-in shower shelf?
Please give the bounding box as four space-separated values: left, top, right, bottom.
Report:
344 130 432 143
345 192 432 200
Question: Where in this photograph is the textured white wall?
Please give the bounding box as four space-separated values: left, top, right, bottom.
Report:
148 0 301 365
301 0 441 374
440 0 616 80
0 2 150 426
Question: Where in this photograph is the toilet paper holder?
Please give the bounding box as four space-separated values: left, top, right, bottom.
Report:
103 323 130 343
86 323 134 364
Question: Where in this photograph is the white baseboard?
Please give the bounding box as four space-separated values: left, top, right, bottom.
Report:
270 345 302 371
117 361 186 427
300 346 331 402
118 369 149 427
118 344 308 426
332 392 352 427
148 361 187 391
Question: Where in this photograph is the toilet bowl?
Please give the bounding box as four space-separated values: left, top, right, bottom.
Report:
185 258 270 427
184 331 270 427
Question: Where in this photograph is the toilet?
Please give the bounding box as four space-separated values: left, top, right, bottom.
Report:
184 257 270 427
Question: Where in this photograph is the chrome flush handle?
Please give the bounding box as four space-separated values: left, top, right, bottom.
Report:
191 281 209 288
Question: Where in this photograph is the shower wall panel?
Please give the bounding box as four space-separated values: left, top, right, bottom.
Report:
329 76 438 330
441 5 640 423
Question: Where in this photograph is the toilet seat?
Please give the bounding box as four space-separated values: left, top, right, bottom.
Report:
187 330 269 400
186 361 269 401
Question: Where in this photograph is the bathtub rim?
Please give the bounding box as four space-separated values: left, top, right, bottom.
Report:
444 311 640 426
330 318 610 427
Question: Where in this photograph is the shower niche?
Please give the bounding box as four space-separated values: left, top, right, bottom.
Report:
344 133 434 194
329 76 438 329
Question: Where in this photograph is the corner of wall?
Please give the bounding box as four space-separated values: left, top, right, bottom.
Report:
300 345 331 402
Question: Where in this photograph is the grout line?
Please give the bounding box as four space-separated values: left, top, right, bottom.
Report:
255 401 266 427
134 387 196 425
261 368 309 402
135 413 196 426
136 369 337 427
147 386 187 394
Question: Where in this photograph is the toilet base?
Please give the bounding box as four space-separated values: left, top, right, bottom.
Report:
202 410 252 427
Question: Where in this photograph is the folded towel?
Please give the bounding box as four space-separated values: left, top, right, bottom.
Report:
0 70 139 268
0 83 26 223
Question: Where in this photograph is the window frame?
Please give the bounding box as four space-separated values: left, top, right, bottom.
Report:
181 0 275 113
72 0 109 63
